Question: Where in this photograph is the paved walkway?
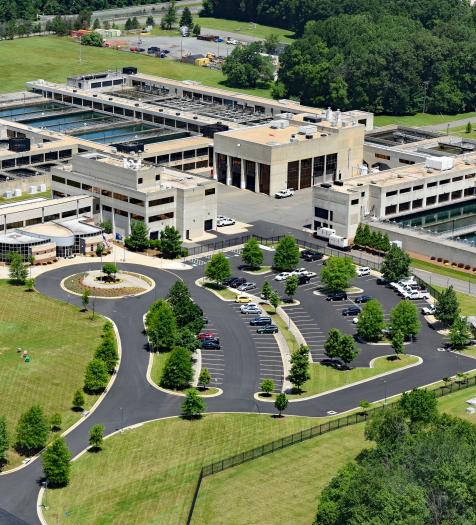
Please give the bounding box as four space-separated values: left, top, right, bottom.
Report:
421 116 476 132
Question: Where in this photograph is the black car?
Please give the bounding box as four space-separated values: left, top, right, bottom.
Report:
223 277 237 286
320 358 350 370
376 277 389 285
257 324 278 334
202 316 209 324
342 306 361 316
147 46 160 53
301 250 323 261
326 291 348 301
354 295 372 304
250 316 272 326
230 278 247 288
298 274 311 285
201 339 220 349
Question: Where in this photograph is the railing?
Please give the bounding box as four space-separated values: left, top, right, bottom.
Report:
186 374 476 523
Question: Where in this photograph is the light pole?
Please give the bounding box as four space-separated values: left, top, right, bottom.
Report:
383 379 387 407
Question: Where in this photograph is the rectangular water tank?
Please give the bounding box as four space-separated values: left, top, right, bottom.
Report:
425 156 454 171
29 186 37 194
38 184 47 192
3 190 12 199
14 188 22 197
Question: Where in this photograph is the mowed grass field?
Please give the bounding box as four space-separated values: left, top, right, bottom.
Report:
374 112 476 127
196 17 295 42
0 36 271 98
0 280 104 466
411 258 476 285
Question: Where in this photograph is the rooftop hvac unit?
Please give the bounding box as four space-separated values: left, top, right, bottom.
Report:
3 190 12 199
359 165 368 176
270 119 289 129
298 125 317 135
290 134 298 143
14 189 22 197
39 184 47 192
425 156 454 171
29 186 37 194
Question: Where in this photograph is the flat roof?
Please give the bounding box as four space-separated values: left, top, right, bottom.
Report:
59 218 102 235
0 230 49 244
143 136 212 154
25 222 72 238
0 195 90 216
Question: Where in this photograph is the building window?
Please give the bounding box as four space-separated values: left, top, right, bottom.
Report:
375 153 390 160
102 205 112 212
149 212 174 222
130 197 145 207
184 149 195 159
465 173 475 179
114 192 128 202
300 158 312 189
130 214 144 221
197 148 208 156
464 187 475 196
386 190 397 197
44 213 60 221
399 187 411 194
79 206 91 214
399 158 415 165
25 217 42 226
351 199 359 205
439 193 449 202
413 185 424 191
452 190 462 199
82 183 92 192
313 155 325 184
171 152 182 162
67 179 81 188
399 202 410 212
385 204 397 214
314 207 329 220
52 175 65 184
426 196 437 205
412 199 423 209
325 153 337 179
259 164 270 195
205 188 215 196
114 209 128 217
440 179 450 185
149 196 174 207
427 181 437 188
452 176 463 182
287 161 299 189
62 209 77 218
138 178 143 184
157 155 169 164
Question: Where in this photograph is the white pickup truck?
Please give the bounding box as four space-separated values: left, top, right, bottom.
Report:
402 288 430 300
275 188 295 199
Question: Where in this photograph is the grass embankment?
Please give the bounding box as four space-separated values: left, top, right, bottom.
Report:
0 190 51 205
432 285 476 316
263 304 299 353
449 125 476 139
63 273 146 298
0 36 271 98
0 280 104 468
202 281 237 300
44 413 322 524
411 258 476 285
197 17 295 42
374 112 476 127
244 265 272 274
438 384 476 422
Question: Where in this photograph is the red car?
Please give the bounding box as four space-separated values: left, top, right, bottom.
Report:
130 47 139 52
197 332 217 340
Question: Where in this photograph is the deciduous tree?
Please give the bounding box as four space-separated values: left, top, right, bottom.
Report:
160 226 182 259
83 358 109 393
198 368 211 389
241 237 263 268
435 286 460 326
449 316 472 350
381 245 410 283
391 330 405 358
273 236 299 271
15 405 48 455
125 220 149 251
42 438 71 487
284 275 298 302
146 300 178 351
260 378 275 396
160 347 193 390
321 256 356 291
205 252 231 287
390 300 420 340
72 389 85 411
274 393 288 417
357 299 385 342
88 424 104 450
288 345 310 393
182 388 206 419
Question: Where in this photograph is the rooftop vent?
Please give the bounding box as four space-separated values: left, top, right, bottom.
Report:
298 125 317 135
321 183 332 188
270 119 289 129
333 180 344 186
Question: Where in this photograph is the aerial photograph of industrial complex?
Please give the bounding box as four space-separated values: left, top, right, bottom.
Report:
0 0 475 524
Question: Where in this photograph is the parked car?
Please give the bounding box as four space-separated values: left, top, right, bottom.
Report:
202 316 209 324
249 316 272 326
275 188 295 199
376 277 389 285
291 268 307 275
297 274 311 285
226 38 238 45
201 339 220 349
354 295 372 304
342 306 361 316
237 282 257 292
403 289 430 300
320 358 350 370
241 306 262 315
162 49 170 53
235 295 253 303
257 324 278 334
223 276 238 286
421 304 436 315
240 303 259 312
147 46 160 54
326 291 348 301
275 272 291 281
230 278 247 288
301 249 323 261
214 37 224 42
197 332 218 340
356 266 371 277
217 218 235 227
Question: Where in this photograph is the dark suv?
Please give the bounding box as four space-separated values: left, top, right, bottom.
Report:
229 277 246 288
298 274 311 285
301 249 323 261
326 291 348 301
256 324 278 334
250 316 272 326
342 306 361 316
201 338 220 350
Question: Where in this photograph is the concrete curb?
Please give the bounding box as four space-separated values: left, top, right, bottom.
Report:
0 316 122 477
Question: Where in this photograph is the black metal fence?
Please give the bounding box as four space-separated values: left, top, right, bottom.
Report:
186 374 476 524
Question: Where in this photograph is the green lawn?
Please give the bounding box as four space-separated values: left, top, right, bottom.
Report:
44 413 322 525
202 281 237 300
438 384 476 422
411 258 476 285
263 305 299 353
280 355 419 399
433 285 476 316
374 112 476 128
196 17 295 43
150 350 168 387
449 124 476 139
0 190 51 205
193 424 366 525
0 36 271 98
0 280 104 468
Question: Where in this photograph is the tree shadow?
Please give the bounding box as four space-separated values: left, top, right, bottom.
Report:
87 446 102 454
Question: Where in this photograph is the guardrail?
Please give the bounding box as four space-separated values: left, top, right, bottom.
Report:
186 374 476 523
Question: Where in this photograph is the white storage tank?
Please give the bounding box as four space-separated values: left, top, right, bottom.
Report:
29 186 37 194
14 188 22 197
38 184 47 192
3 190 12 199
425 156 454 171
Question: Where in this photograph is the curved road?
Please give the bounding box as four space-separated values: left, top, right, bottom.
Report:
0 260 474 524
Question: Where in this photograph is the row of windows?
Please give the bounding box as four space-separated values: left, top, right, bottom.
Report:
385 174 475 197
314 207 334 221
374 153 415 165
385 188 474 215
145 147 211 165
1 149 72 170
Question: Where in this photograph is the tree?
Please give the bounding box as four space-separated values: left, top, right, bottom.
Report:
146 15 155 27
391 330 405 358
260 378 275 396
146 300 178 351
274 393 288 417
83 358 109 393
399 388 437 425
288 345 310 393
261 281 272 301
125 220 149 251
168 281 204 333
0 416 9 462
284 275 298 302
181 388 206 419
264 33 279 54
160 347 193 390
338 335 359 366
390 300 420 340
466 122 472 134
88 424 104 450
449 316 472 350
435 286 460 326
175 328 200 352
102 262 117 281
198 368 211 390
321 256 356 291
42 438 71 487
381 233 391 252
8 252 27 284
15 405 49 455
81 32 103 47
192 23 201 36
179 6 193 28
205 252 231 287
95 243 105 260
357 299 385 342
100 220 112 234
72 389 85 411
269 290 280 312
103 20 111 29
50 413 62 432
81 289 90 311
241 237 263 268
25 278 35 292
359 400 371 415
273 235 299 271
160 226 182 259
161 0 177 29
94 334 118 374
381 245 411 283
223 42 274 88
324 328 342 359
92 18 100 29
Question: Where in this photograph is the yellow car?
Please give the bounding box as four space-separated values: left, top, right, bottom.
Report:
235 295 252 303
